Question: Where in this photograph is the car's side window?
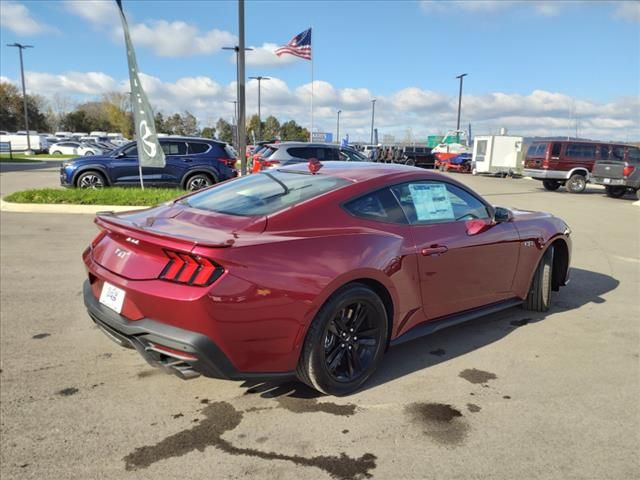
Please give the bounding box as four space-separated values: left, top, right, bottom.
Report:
287 147 314 159
390 181 490 225
344 188 407 224
123 145 138 157
612 146 625 161
161 142 187 156
188 142 210 154
324 148 340 161
598 145 610 159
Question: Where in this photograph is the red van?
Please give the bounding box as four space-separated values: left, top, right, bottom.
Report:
523 141 636 193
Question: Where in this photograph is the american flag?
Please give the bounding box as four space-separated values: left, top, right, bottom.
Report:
275 28 312 60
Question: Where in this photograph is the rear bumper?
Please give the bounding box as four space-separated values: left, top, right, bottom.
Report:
83 281 294 381
591 177 635 188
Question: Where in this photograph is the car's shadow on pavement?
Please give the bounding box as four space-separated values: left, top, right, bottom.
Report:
239 268 618 399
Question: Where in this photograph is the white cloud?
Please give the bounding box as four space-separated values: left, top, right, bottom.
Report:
18 70 640 142
64 0 237 57
1 76 13 84
613 1 640 23
1 1 57 35
25 71 119 96
127 21 236 57
243 43 298 67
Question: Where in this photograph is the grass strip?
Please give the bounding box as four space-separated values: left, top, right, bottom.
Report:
4 187 185 206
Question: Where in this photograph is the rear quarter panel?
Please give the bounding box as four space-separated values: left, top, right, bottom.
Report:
510 211 571 298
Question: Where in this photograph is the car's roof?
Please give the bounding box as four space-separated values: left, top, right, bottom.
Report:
276 160 440 182
268 142 342 148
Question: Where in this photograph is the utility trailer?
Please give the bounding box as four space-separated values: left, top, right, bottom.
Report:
472 134 525 177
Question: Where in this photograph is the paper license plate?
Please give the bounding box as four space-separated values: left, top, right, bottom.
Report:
99 282 126 314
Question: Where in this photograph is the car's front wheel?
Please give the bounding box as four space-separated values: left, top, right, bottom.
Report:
524 246 554 312
605 186 627 198
185 173 214 191
76 171 106 189
297 284 388 396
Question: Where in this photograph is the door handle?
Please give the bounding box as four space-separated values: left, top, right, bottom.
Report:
183 158 193 163
421 245 448 256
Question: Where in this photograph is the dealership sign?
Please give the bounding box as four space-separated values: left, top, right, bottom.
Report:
311 132 333 143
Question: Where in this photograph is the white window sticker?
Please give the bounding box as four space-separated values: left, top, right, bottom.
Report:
409 183 454 222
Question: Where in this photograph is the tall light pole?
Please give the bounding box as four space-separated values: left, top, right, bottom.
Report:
370 99 376 145
248 76 270 141
228 100 237 147
7 43 34 153
224 30 252 175
455 73 468 132
336 110 341 145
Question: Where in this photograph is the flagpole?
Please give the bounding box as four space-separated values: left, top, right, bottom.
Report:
310 26 314 142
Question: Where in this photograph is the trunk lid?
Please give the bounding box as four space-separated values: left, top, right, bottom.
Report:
91 203 266 280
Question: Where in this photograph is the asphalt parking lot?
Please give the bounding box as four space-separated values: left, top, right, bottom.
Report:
1 166 638 480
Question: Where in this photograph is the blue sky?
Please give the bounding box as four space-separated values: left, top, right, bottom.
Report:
1 0 639 141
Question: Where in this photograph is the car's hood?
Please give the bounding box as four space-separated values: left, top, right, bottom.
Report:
64 154 112 165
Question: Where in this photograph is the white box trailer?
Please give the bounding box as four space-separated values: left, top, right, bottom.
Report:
472 134 525 176
0 133 49 153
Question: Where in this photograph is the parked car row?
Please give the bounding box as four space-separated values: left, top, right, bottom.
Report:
524 140 640 198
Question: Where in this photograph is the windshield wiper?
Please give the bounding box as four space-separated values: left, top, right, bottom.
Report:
261 172 290 195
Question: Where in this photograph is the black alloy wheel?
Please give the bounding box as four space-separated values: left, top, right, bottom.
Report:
297 284 388 396
323 302 382 383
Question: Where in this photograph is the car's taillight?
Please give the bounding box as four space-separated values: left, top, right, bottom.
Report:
623 162 635 178
91 229 108 248
219 157 237 168
159 250 224 286
261 159 280 168
542 146 550 168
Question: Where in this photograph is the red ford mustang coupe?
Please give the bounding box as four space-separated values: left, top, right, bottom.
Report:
83 162 571 395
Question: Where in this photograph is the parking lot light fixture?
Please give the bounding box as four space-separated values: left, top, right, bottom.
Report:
248 76 271 141
224 38 253 174
7 43 34 154
370 100 376 145
456 73 468 133
337 110 342 144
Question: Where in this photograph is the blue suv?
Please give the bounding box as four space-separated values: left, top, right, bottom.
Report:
60 137 238 190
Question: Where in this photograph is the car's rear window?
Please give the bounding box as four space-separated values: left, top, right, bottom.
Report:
181 170 351 216
527 144 547 157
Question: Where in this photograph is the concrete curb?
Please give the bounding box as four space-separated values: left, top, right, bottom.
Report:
0 198 147 215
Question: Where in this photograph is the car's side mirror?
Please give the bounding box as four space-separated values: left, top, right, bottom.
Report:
494 206 513 223
114 151 125 159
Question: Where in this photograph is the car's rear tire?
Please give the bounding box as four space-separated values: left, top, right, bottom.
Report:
524 246 554 312
84 151 94 156
566 173 587 193
404 158 415 166
296 284 388 396
185 173 214 191
52 151 62 155
76 171 106 189
542 180 561 191
605 186 626 198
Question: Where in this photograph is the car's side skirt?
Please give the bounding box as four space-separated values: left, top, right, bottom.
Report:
390 298 523 347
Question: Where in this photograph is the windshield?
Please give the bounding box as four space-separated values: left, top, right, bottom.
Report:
181 170 351 216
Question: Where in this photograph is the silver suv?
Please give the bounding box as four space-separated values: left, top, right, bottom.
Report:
258 142 368 169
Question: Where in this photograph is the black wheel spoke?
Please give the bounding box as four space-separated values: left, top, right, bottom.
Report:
328 348 346 372
325 344 342 366
350 349 362 371
346 349 355 376
351 304 368 332
356 337 376 347
328 322 341 337
357 327 379 337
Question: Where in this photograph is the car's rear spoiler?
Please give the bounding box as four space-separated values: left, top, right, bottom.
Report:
95 213 234 249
